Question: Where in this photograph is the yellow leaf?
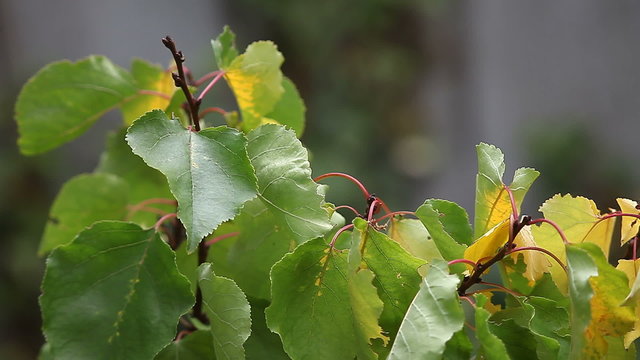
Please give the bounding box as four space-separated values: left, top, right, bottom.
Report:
464 219 510 266
616 198 640 245
539 194 615 258
617 259 640 348
510 226 551 284
530 222 568 294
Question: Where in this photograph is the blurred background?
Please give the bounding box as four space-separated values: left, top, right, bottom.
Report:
2 0 640 358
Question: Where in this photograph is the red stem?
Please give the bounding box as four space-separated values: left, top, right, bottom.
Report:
205 232 240 246
479 281 525 296
633 236 638 261
503 184 518 220
154 213 178 231
127 198 177 219
367 199 382 221
460 296 476 308
197 71 225 102
373 211 416 223
199 107 227 118
314 172 370 199
506 245 567 272
329 224 354 249
334 205 362 217
529 218 570 244
193 71 221 86
448 258 479 271
598 212 640 222
469 282 524 298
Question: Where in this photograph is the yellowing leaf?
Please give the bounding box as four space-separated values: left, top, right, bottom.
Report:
566 243 635 358
223 41 284 132
464 219 510 266
121 59 175 125
617 198 640 245
510 226 551 284
539 194 615 258
585 261 635 357
617 259 640 348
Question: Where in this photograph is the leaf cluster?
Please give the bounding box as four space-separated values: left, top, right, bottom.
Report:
17 27 640 359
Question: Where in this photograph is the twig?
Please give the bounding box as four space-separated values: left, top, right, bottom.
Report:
162 36 202 131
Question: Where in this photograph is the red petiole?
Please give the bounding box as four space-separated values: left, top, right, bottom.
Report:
334 205 362 217
154 213 178 231
205 232 240 247
196 71 225 102
506 246 567 272
329 224 354 249
528 218 570 244
314 172 370 199
448 258 479 271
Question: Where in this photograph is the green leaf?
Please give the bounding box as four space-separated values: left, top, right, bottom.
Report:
473 294 510 360
39 173 128 255
474 143 539 238
264 77 306 137
126 110 258 252
246 124 331 244
415 199 469 269
197 263 251 360
529 272 570 306
121 59 175 125
387 259 465 360
212 26 239 69
266 237 387 360
565 244 598 360
175 241 199 294
425 199 473 246
209 125 331 299
488 315 539 360
41 221 193 359
210 199 293 299
387 217 443 262
210 206 344 302
352 218 424 338
16 56 137 155
524 296 571 359
155 331 216 360
443 330 473 360
244 299 288 360
223 42 284 132
96 128 174 227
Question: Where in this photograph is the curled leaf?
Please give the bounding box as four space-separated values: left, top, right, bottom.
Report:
616 198 640 245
